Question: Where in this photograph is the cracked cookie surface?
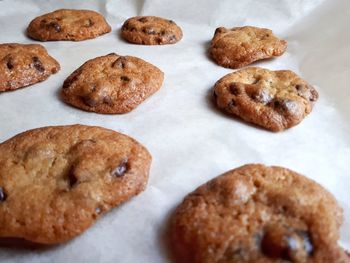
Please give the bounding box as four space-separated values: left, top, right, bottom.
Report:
209 26 287 68
121 16 182 45
61 53 164 114
0 43 60 91
213 67 318 131
169 164 349 263
27 9 111 41
0 125 151 244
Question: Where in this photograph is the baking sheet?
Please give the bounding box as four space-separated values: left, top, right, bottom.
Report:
0 0 349 262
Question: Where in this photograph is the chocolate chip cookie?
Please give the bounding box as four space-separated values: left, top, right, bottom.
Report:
0 43 60 91
0 124 151 244
61 53 164 114
121 16 182 45
169 164 350 263
27 9 111 41
213 67 318 132
209 26 287 68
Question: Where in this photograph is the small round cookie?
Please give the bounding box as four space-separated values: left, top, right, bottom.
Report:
213 67 318 132
121 16 182 45
0 124 151 244
169 164 349 263
61 53 164 114
209 26 287 69
27 9 111 41
0 43 60 91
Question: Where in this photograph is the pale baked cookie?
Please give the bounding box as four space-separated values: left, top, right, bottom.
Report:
61 53 164 114
169 164 350 263
121 16 182 45
213 67 318 132
209 26 287 68
0 43 60 91
27 9 111 41
0 125 151 244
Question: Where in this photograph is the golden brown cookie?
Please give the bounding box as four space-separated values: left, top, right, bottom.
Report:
0 43 60 92
27 9 111 41
209 26 287 68
169 164 350 263
0 124 151 244
121 16 182 45
61 53 164 114
213 67 318 132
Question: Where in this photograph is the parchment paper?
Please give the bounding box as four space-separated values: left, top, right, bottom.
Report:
0 0 349 262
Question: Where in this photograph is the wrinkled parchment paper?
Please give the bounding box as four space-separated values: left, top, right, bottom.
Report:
0 0 349 262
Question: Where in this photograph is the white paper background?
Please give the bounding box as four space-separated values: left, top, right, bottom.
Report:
0 0 349 262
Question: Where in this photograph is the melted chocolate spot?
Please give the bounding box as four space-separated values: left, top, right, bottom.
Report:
229 83 240 95
122 22 136 32
168 20 175 24
142 27 157 35
261 227 313 261
168 35 177 42
85 18 94 27
0 187 7 202
111 159 128 177
32 56 45 72
112 57 126 69
309 89 318 102
120 76 130 82
138 17 148 23
47 22 61 32
68 170 77 188
214 27 226 35
6 58 13 70
227 99 236 108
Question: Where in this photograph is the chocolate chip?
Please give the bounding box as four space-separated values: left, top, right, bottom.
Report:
111 159 128 177
142 27 157 35
95 206 102 215
112 57 126 69
120 76 130 82
32 56 45 72
168 20 175 24
227 99 236 109
251 89 272 104
47 22 61 32
168 35 177 42
6 57 13 70
297 230 313 256
295 84 303 91
229 83 240 95
309 89 318 102
122 22 136 31
261 227 313 261
0 187 7 202
138 17 148 23
214 27 226 35
68 170 77 188
84 18 94 27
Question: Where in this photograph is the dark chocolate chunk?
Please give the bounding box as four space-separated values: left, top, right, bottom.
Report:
112 57 126 69
111 159 128 177
68 170 77 188
32 56 45 72
0 187 7 202
261 227 313 261
84 18 94 27
47 22 61 32
120 76 130 82
6 57 14 70
138 17 148 23
229 83 240 95
142 27 157 35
